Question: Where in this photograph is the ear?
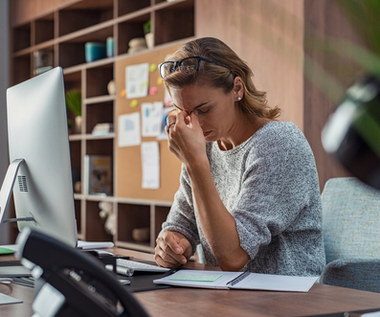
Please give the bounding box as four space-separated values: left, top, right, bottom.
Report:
233 76 244 101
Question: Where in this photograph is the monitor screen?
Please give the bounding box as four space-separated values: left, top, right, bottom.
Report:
3 67 78 247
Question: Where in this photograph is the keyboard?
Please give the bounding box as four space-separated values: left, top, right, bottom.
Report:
116 258 170 276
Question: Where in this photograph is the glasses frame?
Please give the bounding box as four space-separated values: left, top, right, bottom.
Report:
158 56 233 79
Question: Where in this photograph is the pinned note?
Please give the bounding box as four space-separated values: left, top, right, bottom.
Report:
141 102 163 137
150 63 157 72
141 141 160 189
118 112 141 147
126 63 149 98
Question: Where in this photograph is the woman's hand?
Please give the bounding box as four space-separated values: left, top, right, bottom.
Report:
166 111 208 168
154 231 192 268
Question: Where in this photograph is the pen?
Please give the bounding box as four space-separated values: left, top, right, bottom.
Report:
226 271 250 287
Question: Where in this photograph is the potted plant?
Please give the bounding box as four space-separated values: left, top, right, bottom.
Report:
65 89 82 134
143 20 153 49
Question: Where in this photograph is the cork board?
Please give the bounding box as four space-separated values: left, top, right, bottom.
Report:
115 43 183 201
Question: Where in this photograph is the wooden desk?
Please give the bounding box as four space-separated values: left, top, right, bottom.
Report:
2 248 380 317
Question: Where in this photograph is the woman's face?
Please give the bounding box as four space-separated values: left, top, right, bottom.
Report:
169 83 239 142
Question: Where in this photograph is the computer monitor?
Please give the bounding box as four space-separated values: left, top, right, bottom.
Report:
0 67 78 247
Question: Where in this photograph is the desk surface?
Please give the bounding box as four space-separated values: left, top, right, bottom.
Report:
2 248 380 317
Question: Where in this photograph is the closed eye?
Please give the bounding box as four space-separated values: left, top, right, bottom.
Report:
195 107 210 115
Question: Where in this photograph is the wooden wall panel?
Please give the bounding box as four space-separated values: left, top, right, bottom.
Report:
195 0 305 129
303 0 364 189
10 0 77 26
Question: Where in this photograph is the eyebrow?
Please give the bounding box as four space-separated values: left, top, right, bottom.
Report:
172 102 209 114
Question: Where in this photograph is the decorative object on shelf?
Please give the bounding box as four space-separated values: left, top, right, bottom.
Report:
107 80 116 95
65 89 82 134
143 20 153 49
132 227 150 242
84 155 112 196
74 180 81 193
98 201 116 235
127 37 147 54
92 122 114 136
85 42 107 62
106 36 114 58
33 50 53 75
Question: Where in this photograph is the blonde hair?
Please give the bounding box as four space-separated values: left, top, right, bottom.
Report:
163 37 280 119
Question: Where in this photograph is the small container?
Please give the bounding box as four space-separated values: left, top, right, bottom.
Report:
85 42 106 63
106 37 114 58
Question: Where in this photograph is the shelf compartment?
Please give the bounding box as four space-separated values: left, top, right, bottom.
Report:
117 0 150 16
86 64 114 98
58 25 114 68
84 200 114 241
11 54 31 85
153 205 171 241
74 199 82 236
32 46 54 76
69 140 82 194
34 13 54 44
86 101 114 135
64 70 82 92
86 138 113 156
12 22 31 52
117 203 151 246
154 1 194 46
58 0 114 37
117 13 150 55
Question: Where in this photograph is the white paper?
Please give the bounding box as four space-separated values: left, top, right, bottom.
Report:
118 112 141 147
0 293 22 305
141 141 160 189
230 272 319 292
157 107 175 140
126 63 149 98
141 102 163 137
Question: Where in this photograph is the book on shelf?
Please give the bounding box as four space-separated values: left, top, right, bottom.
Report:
154 269 319 292
84 155 112 196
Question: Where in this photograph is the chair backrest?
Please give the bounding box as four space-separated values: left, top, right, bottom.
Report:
321 177 380 264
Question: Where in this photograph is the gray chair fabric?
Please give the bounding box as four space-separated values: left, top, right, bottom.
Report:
320 177 380 292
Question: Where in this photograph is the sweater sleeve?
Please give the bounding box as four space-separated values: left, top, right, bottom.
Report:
161 165 200 254
233 127 321 260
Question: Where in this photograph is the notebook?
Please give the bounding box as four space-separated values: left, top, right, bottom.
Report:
154 269 319 292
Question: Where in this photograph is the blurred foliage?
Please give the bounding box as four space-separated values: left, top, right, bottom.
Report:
65 89 82 117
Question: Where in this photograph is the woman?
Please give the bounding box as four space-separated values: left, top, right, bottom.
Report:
154 37 325 276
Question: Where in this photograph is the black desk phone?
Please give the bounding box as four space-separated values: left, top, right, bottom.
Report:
16 228 149 317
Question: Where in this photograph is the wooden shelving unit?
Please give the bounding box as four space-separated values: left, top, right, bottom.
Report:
9 0 195 252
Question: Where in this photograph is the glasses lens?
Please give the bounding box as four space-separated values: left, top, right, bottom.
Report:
177 57 199 74
160 62 175 79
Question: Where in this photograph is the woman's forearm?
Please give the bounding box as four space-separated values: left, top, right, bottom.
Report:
186 161 249 270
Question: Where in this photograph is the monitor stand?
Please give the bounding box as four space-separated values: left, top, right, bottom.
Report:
0 159 25 224
0 159 35 225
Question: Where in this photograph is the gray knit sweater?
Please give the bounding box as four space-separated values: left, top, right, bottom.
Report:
162 121 326 276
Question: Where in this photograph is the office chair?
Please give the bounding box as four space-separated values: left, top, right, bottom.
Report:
320 177 380 292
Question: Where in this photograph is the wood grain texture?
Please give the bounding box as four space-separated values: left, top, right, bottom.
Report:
196 0 305 129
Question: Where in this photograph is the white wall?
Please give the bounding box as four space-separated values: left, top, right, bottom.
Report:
0 0 10 243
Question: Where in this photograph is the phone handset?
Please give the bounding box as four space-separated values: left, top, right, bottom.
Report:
16 228 149 317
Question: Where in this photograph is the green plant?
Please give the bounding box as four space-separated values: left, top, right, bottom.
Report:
65 89 82 117
143 20 151 34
